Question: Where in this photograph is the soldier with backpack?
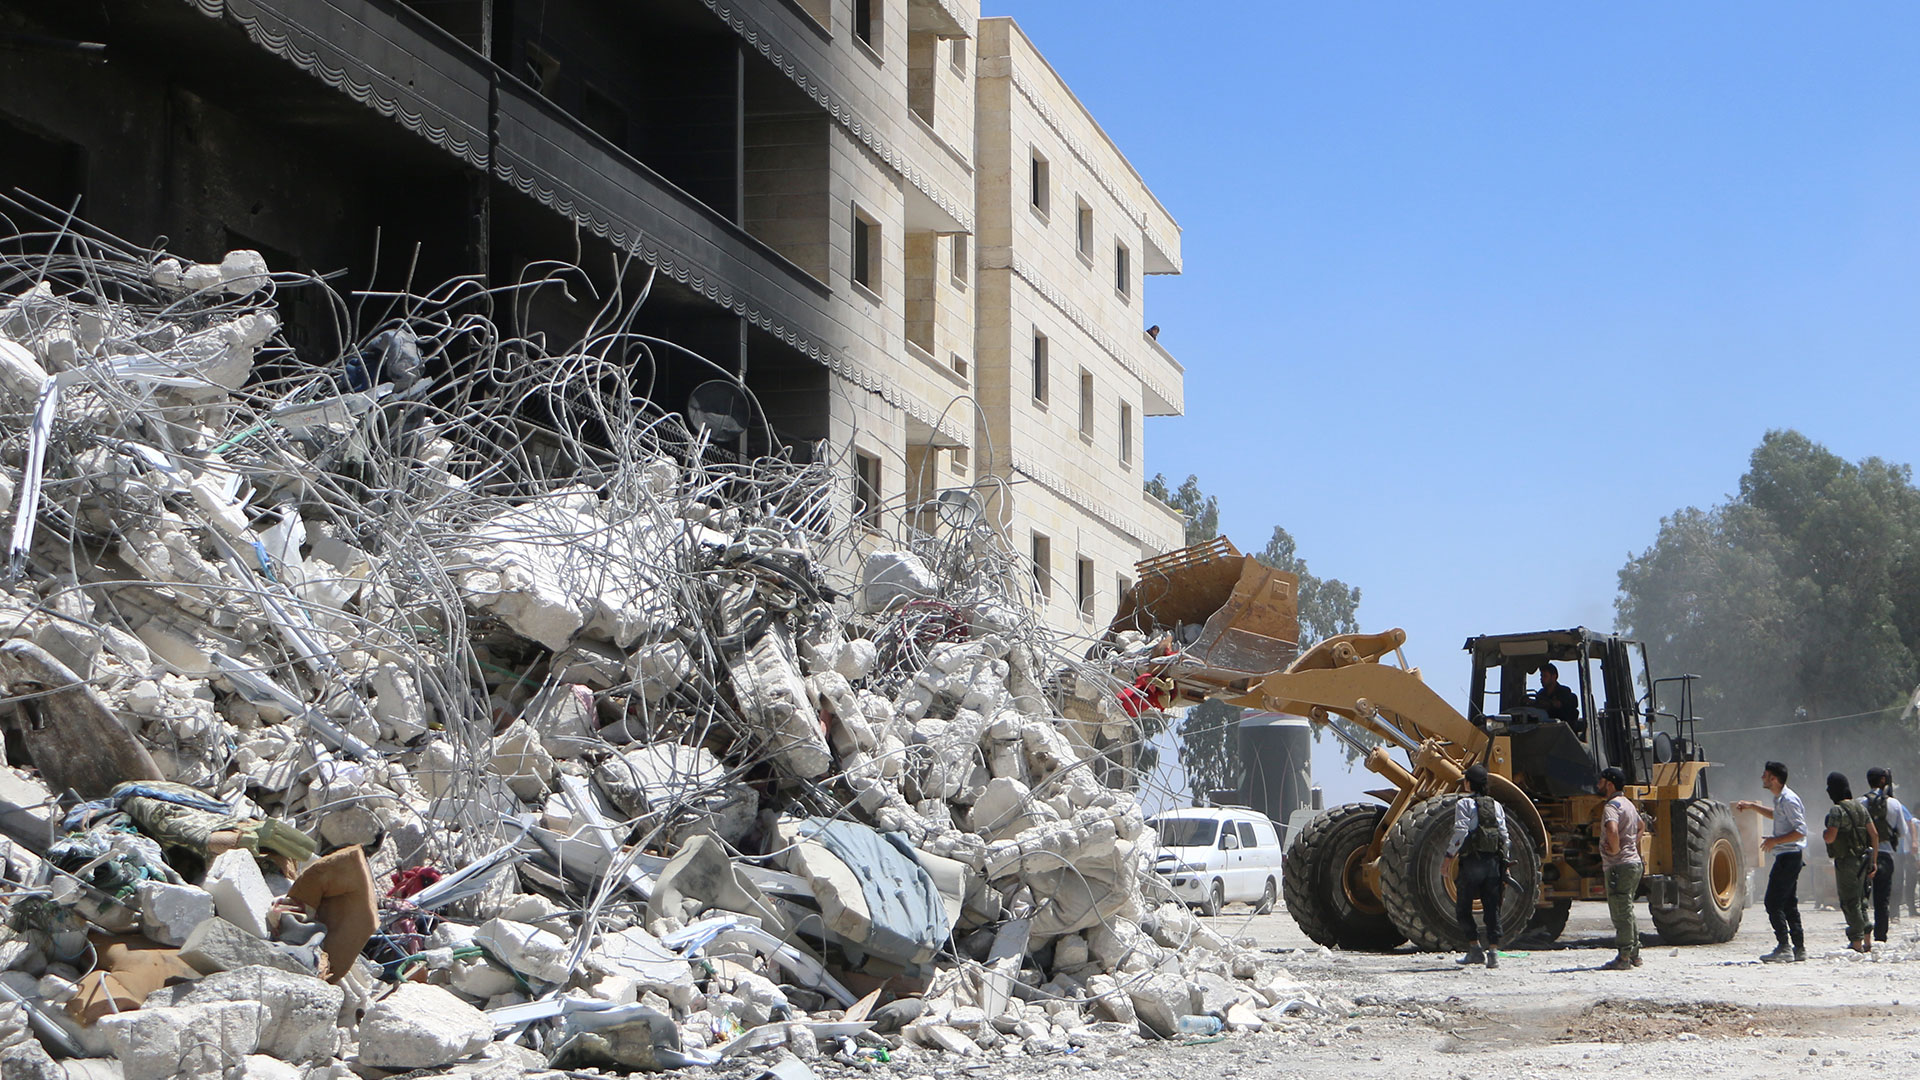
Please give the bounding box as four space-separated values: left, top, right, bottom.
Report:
1863 766 1908 944
1822 771 1877 953
1442 763 1510 969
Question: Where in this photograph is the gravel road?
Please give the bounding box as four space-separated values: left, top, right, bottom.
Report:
800 894 1920 1080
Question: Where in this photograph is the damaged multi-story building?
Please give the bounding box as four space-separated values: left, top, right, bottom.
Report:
0 0 1185 625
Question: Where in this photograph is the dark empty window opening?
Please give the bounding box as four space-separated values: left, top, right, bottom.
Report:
578 84 629 150
524 43 561 95
854 0 877 49
1115 241 1131 299
1077 200 1093 258
1077 556 1095 616
1030 151 1049 215
950 233 969 286
854 452 882 529
1032 534 1052 598
852 207 878 293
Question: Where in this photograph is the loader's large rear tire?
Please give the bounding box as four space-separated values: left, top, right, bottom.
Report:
1282 802 1407 951
1650 799 1746 945
1378 794 1541 951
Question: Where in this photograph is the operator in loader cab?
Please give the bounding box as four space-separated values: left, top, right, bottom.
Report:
1532 662 1584 737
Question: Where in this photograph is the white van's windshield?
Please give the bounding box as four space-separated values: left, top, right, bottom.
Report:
1152 817 1219 847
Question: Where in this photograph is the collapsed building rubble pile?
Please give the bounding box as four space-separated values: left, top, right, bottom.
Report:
0 199 1341 1080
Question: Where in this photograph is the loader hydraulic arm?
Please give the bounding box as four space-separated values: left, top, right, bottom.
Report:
1225 629 1491 760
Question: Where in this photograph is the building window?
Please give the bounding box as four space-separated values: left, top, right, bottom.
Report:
1117 573 1133 609
579 84 629 149
854 452 882 529
852 206 879 294
1032 533 1052 599
854 0 878 49
1030 150 1049 216
1119 400 1133 464
950 233 968 287
950 447 969 476
523 43 561 94
1078 369 1094 439
1077 556 1095 616
950 352 968 379
1076 200 1093 259
1114 241 1130 299
950 37 966 72
1032 331 1049 404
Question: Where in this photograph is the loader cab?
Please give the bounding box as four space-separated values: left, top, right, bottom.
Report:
1464 629 1657 795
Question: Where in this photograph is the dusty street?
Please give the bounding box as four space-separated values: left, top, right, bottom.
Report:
815 898 1920 1080
1149 899 1920 1080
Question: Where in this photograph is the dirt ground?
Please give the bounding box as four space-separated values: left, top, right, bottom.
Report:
813 895 1920 1080
1145 900 1920 1080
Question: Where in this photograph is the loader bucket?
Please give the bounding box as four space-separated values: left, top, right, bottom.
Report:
1111 537 1300 687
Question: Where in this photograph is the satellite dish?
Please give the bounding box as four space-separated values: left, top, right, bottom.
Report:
687 380 749 441
932 488 982 529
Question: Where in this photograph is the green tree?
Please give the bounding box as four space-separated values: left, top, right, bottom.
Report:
1255 526 1362 646
1617 430 1920 777
1145 473 1219 547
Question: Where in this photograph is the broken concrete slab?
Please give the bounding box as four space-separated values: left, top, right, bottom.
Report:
136 880 214 947
162 964 345 1063
178 917 313 976
203 849 273 939
472 917 573 986
358 982 494 1069
97 1000 266 1080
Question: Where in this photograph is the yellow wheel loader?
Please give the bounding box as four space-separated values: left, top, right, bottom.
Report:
1110 538 1746 951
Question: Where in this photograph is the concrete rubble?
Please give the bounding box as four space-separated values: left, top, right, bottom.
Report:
0 203 1345 1077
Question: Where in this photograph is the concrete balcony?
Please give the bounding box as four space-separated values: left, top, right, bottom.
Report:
174 0 839 358
1140 329 1185 416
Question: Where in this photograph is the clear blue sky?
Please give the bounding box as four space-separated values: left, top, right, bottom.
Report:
1000 4 1920 804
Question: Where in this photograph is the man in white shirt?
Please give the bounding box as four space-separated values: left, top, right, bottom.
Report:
1735 760 1807 963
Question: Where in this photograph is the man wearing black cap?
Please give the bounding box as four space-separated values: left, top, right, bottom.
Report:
1596 766 1643 969
1443 764 1509 969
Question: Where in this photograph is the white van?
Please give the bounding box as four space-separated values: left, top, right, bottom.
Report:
1147 807 1285 917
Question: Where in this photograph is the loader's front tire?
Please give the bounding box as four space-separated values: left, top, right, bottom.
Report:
1523 899 1572 943
1378 794 1541 951
1650 799 1746 945
1282 802 1407 950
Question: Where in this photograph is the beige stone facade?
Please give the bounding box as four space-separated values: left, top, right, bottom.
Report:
970 17 1186 632
748 5 1186 631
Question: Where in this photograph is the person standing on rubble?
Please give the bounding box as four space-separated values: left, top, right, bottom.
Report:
1735 761 1807 962
1443 763 1509 969
1863 766 1908 944
1595 766 1643 970
1822 771 1877 953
